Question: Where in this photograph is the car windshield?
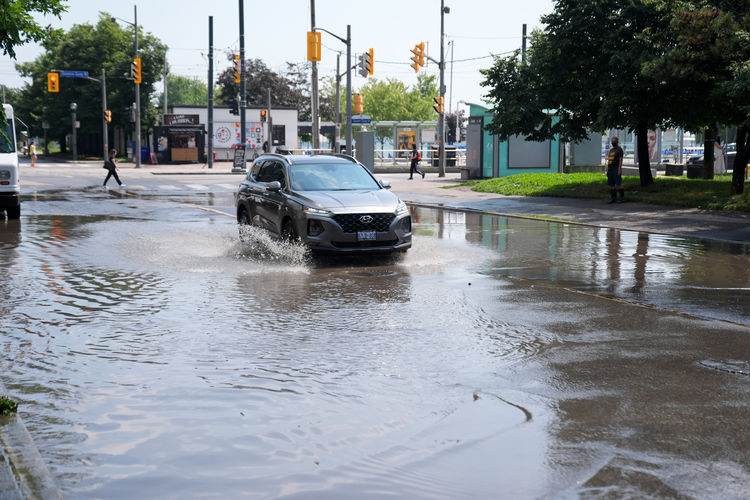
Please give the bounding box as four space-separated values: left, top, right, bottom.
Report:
288 162 381 191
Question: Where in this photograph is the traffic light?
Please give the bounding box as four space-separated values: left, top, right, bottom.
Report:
228 97 239 115
47 72 59 92
260 109 267 122
132 58 142 84
353 94 364 115
433 96 444 114
234 53 240 83
307 31 321 62
104 110 112 122
358 49 374 77
410 42 425 73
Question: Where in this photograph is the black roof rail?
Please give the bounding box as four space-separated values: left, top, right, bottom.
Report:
318 153 358 163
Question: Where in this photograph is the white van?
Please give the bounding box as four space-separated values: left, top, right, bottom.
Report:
0 103 20 219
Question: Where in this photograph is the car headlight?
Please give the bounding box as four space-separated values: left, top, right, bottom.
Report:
304 206 333 217
395 200 409 216
0 170 10 180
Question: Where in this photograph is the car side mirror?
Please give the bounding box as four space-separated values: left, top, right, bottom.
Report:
266 181 282 192
379 179 392 190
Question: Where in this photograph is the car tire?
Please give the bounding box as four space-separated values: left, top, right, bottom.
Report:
281 219 298 241
238 207 250 225
6 205 20 219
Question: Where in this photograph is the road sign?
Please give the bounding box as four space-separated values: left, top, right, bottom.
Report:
352 115 371 125
59 70 89 78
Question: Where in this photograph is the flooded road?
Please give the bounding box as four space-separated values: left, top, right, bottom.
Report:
1 186 749 499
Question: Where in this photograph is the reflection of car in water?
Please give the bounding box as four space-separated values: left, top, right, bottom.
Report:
0 104 20 220
235 153 411 254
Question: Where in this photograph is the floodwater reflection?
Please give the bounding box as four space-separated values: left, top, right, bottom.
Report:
2 194 749 498
411 206 749 325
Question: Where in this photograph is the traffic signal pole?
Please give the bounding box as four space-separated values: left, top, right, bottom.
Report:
102 69 108 161
438 0 446 177
239 0 246 148
346 24 352 156
134 5 141 168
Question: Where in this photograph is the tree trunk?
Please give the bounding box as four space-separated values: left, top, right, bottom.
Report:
60 135 67 154
731 126 748 195
703 126 715 179
636 121 654 186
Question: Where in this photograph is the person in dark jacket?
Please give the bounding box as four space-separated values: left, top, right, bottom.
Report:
409 144 425 180
606 137 624 203
103 149 124 187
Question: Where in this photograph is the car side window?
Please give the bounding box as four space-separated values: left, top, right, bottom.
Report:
256 162 275 183
270 162 287 189
249 160 264 181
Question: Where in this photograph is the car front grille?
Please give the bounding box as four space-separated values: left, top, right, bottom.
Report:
332 213 395 233
331 239 399 249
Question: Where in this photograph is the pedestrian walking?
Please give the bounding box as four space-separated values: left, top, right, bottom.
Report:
103 149 124 187
606 137 624 203
409 144 425 180
29 141 37 167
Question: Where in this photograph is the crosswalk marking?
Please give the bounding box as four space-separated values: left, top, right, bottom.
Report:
216 183 239 191
185 183 210 191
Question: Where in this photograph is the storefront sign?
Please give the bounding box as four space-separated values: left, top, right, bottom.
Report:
164 114 200 125
213 122 264 148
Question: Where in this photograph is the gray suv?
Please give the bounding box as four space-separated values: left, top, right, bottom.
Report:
235 154 412 253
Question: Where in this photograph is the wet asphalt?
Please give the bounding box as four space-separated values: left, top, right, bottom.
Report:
1 159 749 498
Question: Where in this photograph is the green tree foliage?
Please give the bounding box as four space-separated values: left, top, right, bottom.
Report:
216 56 311 119
0 0 68 59
14 13 167 155
482 0 679 186
157 74 209 108
645 0 750 189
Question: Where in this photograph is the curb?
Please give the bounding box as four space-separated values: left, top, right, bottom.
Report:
0 382 62 500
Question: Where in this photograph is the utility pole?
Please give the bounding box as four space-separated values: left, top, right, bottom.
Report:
162 59 168 121
102 69 108 161
207 16 214 168
71 102 77 162
134 5 141 168
267 88 273 151
448 40 454 114
239 0 246 148
438 1 447 177
522 24 527 63
310 0 319 152
335 52 341 154
346 24 352 155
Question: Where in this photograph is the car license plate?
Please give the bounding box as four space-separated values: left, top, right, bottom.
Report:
357 230 377 241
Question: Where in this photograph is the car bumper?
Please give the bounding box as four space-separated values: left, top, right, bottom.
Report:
301 213 412 253
0 191 20 208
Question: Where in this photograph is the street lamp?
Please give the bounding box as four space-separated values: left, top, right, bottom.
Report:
70 102 77 162
111 6 141 168
313 25 352 155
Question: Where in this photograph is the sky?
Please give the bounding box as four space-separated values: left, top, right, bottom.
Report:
1 0 555 115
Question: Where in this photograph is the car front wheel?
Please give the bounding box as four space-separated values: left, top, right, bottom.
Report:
281 219 298 241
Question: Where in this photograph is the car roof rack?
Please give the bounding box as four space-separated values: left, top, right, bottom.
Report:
318 153 358 163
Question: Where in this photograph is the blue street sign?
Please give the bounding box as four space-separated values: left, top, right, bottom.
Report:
59 70 89 78
352 115 371 125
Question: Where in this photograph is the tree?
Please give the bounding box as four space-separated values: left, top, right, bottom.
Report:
645 0 750 190
216 56 310 118
0 0 68 59
1 0 68 125
14 13 167 156
157 74 209 108
482 0 677 186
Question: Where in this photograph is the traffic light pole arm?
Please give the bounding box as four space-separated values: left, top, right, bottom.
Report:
427 56 442 69
313 27 347 45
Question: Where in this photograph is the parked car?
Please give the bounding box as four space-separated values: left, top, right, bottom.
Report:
685 143 736 170
235 153 412 253
0 104 20 219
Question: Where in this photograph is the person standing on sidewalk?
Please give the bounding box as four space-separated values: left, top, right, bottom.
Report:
29 141 37 167
103 149 124 187
409 144 425 180
606 137 624 203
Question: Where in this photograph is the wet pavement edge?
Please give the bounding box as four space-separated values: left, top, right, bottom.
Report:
0 381 63 500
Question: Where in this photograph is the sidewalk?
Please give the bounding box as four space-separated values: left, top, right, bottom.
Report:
21 158 750 243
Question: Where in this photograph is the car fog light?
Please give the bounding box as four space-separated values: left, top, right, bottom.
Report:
401 216 412 233
308 219 325 236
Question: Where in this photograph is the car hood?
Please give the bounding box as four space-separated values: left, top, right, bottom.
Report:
295 189 400 213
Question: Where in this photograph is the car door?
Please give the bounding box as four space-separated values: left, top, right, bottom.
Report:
237 160 266 225
258 161 288 234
